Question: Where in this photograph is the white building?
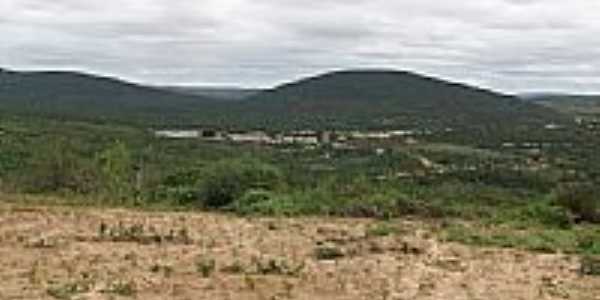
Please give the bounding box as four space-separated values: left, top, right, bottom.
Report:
154 130 200 139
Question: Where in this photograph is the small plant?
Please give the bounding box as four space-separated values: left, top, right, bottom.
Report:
196 257 216 278
28 237 57 249
244 275 257 291
314 246 345 261
366 223 398 237
251 257 305 277
580 256 600 276
102 280 137 296
47 281 91 300
97 222 192 244
221 260 246 274
150 264 174 277
98 221 108 237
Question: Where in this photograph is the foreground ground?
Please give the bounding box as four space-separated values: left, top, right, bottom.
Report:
1 201 599 300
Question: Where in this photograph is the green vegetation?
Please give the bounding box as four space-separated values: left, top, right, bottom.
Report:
1 115 599 222
196 257 217 278
101 280 137 297
557 183 600 223
197 158 284 208
443 222 600 255
97 221 192 244
367 222 398 237
47 281 91 300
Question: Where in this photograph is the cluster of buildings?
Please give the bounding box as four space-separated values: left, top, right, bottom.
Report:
575 117 600 131
153 128 422 146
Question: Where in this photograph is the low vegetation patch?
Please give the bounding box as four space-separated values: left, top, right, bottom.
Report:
366 222 398 237
580 256 600 276
196 257 217 278
443 222 600 255
557 183 600 224
100 280 137 296
314 246 345 261
97 222 192 244
47 281 91 300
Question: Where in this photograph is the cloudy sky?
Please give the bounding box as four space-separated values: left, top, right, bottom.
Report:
1 0 599 93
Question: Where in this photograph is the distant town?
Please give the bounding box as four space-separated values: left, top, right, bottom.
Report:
153 128 424 148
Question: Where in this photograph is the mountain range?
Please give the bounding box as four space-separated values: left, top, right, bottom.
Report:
0 67 568 130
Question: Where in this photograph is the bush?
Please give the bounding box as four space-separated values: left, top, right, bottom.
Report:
230 189 279 214
557 183 600 224
520 202 572 229
153 167 205 205
198 159 284 208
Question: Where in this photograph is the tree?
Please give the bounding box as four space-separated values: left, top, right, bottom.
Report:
96 140 134 202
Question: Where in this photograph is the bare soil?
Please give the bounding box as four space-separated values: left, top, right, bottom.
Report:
0 202 599 300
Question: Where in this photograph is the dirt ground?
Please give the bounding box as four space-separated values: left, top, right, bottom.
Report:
0 202 599 300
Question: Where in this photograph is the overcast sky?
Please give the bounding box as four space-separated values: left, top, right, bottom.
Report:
1 0 600 93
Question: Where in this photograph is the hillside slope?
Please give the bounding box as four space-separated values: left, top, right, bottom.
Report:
0 68 223 125
243 70 566 130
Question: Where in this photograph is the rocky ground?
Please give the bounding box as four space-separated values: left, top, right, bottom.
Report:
0 202 599 300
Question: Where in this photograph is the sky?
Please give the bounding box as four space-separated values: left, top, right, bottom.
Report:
1 0 600 93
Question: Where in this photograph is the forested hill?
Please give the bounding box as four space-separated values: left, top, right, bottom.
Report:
241 70 567 130
0 68 225 125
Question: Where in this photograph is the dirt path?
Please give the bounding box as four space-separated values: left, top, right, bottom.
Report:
0 203 598 300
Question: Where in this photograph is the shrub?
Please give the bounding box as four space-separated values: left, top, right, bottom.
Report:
196 257 216 278
231 189 280 214
102 280 137 296
47 281 91 300
155 167 205 204
520 202 572 229
251 257 305 277
557 183 600 224
314 246 345 260
198 159 284 208
580 256 600 276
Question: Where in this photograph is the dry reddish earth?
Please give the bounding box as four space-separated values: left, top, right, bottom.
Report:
0 202 599 300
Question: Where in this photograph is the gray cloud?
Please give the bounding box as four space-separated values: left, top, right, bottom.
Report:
1 0 600 93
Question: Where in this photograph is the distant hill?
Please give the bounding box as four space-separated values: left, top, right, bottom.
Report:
160 86 261 101
527 94 600 115
0 68 225 125
242 70 567 130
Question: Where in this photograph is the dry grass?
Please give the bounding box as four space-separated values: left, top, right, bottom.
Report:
1 201 599 300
